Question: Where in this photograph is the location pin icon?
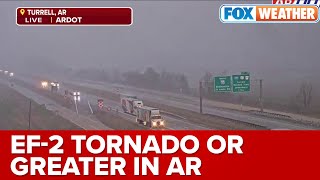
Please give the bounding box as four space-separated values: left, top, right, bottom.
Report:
20 9 25 15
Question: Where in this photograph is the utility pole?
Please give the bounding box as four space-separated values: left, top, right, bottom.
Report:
199 81 203 114
28 99 32 130
259 79 263 112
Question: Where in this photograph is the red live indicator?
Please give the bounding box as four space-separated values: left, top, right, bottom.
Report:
16 7 133 26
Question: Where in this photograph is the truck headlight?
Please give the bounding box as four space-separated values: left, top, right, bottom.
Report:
41 81 48 87
160 121 164 126
152 122 157 127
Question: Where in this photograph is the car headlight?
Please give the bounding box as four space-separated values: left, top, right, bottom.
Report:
152 122 157 127
77 92 80 95
160 121 164 126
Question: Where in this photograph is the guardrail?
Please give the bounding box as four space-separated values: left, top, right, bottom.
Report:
248 110 293 120
161 111 186 120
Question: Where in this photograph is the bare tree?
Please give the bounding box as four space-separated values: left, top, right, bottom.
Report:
202 72 213 94
221 70 228 76
297 81 313 109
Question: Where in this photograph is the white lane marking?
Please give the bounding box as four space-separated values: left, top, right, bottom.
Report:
88 100 94 114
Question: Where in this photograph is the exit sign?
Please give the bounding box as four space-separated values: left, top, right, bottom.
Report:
232 73 250 92
214 76 232 92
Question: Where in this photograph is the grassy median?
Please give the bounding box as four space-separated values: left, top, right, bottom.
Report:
0 83 82 130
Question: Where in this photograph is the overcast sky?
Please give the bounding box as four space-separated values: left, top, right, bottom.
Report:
0 1 319 97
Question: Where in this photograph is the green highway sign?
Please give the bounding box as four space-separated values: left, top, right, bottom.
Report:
214 76 231 92
232 73 250 92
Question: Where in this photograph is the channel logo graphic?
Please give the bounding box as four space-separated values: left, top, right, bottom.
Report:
219 4 319 23
273 0 320 7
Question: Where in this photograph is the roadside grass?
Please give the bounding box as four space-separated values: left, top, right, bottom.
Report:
95 110 147 130
0 83 82 130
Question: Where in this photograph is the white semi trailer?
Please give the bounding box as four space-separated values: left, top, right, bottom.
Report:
136 106 165 128
121 97 143 115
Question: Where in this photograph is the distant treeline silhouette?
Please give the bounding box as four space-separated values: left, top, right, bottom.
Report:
72 67 190 94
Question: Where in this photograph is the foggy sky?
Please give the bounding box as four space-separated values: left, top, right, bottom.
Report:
1 1 319 98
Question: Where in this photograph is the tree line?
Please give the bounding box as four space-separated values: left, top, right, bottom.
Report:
71 67 190 94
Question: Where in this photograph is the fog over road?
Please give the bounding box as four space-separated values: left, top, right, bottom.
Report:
1 1 319 99
4 71 318 130
15 76 212 130
65 79 317 130
0 79 112 130
1 1 319 130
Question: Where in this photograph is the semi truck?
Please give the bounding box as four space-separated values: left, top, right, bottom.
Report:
121 97 143 115
136 106 165 128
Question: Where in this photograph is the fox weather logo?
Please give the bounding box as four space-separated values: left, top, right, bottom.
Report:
220 5 256 22
219 4 319 23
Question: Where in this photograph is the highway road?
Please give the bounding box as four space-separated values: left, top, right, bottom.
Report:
64 79 318 130
57 83 211 130
0 79 112 130
82 92 211 130
15 76 210 130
